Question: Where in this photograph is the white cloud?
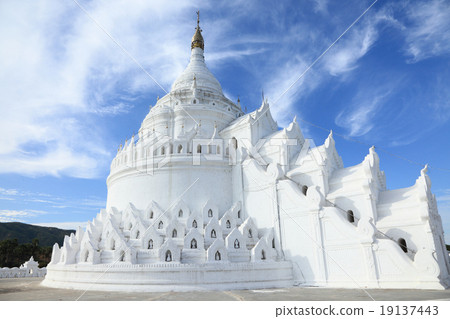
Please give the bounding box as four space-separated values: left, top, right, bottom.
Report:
383 75 450 147
335 86 392 137
0 0 198 178
0 187 19 196
0 187 54 199
3 0 446 181
265 58 320 128
33 221 87 231
0 1 108 177
323 25 377 76
90 103 134 116
336 105 375 137
437 189 450 203
207 48 267 63
403 0 450 62
260 7 399 129
0 185 104 213
428 79 450 124
0 209 47 223
313 0 329 14
0 0 274 178
79 197 106 208
322 8 398 76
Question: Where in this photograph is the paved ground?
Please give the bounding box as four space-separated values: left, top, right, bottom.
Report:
0 278 449 301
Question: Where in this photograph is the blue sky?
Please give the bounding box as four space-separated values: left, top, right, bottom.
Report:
0 0 449 242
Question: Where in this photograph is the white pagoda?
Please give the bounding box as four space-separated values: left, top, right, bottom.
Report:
43 15 450 292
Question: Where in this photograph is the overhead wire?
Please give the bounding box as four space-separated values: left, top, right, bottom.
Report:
295 116 450 173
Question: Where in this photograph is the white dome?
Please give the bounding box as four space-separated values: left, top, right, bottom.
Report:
171 47 223 95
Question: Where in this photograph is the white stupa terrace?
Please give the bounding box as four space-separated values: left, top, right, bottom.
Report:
42 14 450 292
1 257 47 278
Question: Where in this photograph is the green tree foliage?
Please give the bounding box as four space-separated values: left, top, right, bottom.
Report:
0 238 53 268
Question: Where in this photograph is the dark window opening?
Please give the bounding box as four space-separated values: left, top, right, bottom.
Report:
215 251 221 261
302 185 308 196
347 210 355 223
231 137 238 149
165 250 172 262
398 238 408 253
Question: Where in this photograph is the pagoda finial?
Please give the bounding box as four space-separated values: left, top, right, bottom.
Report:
421 164 429 175
191 11 204 50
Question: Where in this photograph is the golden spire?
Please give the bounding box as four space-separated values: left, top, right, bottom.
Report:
191 11 204 50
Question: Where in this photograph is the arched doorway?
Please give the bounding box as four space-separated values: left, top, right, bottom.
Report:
302 185 308 196
398 238 408 253
215 251 221 261
347 210 355 223
165 250 172 262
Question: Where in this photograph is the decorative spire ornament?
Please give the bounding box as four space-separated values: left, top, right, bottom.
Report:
191 11 204 50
